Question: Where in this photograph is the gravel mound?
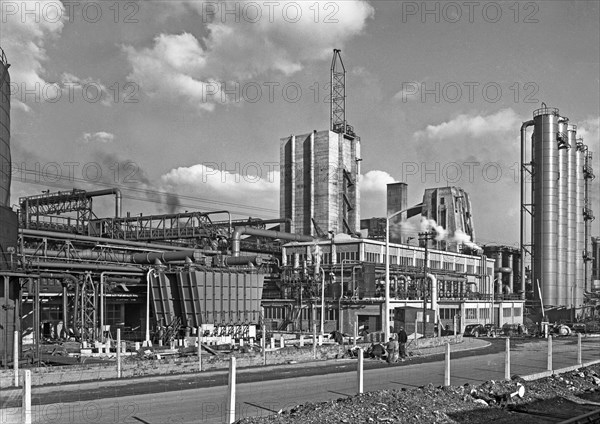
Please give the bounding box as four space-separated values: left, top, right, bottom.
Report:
237 365 600 423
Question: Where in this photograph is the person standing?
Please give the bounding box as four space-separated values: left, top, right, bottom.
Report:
397 326 408 361
385 336 399 364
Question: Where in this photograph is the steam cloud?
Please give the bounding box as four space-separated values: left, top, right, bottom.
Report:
419 217 482 251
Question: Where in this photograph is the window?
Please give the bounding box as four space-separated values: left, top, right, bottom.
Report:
465 308 477 319
456 263 464 272
430 260 441 269
400 256 413 266
416 258 425 268
479 308 490 320
503 308 512 318
513 307 522 318
443 262 454 271
467 265 474 274
439 308 458 320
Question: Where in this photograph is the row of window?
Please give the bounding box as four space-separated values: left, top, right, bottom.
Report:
285 251 488 275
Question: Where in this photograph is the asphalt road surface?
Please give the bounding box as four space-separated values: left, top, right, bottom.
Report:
1 337 599 424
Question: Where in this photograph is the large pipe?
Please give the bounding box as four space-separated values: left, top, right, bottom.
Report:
520 120 534 298
231 226 313 257
20 229 190 251
131 250 199 264
27 261 142 272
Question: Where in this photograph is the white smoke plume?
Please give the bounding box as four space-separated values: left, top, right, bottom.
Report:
420 217 448 241
452 229 483 252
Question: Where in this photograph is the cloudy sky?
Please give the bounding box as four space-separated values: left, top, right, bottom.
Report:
1 0 599 246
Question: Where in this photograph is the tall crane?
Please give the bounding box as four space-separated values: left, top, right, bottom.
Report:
330 49 346 134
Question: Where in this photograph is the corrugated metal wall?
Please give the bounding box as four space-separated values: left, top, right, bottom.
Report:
150 270 264 328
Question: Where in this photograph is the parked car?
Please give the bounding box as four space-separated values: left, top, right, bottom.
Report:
463 324 485 337
502 323 520 336
484 324 500 337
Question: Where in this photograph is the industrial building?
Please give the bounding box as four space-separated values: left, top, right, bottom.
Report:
421 187 475 253
0 45 597 371
272 237 524 335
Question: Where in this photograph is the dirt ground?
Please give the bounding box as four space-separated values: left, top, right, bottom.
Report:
236 364 600 423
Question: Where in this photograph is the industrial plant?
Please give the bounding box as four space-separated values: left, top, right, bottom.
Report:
0 45 598 370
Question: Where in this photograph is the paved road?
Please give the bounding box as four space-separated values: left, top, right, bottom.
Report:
1 337 599 424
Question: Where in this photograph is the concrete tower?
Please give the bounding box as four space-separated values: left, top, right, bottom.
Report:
280 129 360 236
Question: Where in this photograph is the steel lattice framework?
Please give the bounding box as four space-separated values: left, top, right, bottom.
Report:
330 49 346 134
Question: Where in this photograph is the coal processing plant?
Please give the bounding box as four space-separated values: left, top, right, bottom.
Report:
0 46 598 369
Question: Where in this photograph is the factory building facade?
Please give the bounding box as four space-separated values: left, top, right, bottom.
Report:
270 237 524 335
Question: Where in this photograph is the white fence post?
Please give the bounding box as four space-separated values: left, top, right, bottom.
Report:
357 347 364 394
117 328 122 378
577 333 582 365
547 335 553 371
313 324 317 359
226 357 237 424
22 369 31 424
13 330 18 387
444 342 451 386
198 326 202 372
505 337 511 380
262 325 266 366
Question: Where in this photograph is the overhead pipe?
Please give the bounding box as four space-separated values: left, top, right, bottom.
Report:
27 261 142 272
20 229 190 251
231 226 313 257
131 250 199 264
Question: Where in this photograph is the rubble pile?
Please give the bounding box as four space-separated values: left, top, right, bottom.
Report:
237 365 600 424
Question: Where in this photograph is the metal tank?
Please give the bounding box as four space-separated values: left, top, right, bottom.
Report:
0 48 10 207
574 140 585 308
532 107 560 306
566 125 578 306
556 119 569 305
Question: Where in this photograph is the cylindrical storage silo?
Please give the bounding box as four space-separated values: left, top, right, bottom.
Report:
532 107 560 306
574 140 585 307
556 119 569 305
0 48 10 207
566 125 578 306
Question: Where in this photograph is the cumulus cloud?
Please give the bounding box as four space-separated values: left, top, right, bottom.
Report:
160 163 280 216
80 132 115 144
414 108 520 140
123 0 374 111
359 170 396 219
1 0 66 110
123 33 223 112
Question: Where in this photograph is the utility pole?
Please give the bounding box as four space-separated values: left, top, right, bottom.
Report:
419 231 435 337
